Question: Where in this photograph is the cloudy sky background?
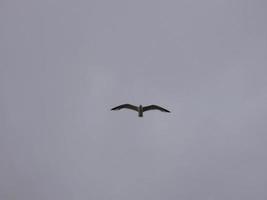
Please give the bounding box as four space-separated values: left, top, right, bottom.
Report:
1 0 267 199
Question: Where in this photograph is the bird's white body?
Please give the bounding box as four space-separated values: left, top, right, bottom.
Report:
138 105 143 117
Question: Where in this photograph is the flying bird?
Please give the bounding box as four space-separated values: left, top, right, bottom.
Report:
111 104 170 117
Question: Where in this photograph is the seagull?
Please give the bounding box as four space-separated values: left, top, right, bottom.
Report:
111 104 170 117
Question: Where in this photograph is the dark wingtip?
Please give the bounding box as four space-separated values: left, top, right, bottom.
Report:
160 107 170 113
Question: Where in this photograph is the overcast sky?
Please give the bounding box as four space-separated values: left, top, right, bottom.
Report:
1 0 267 199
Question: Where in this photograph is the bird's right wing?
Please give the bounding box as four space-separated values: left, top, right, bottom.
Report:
143 105 170 112
111 104 138 111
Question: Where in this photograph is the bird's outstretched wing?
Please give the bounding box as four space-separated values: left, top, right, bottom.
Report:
143 105 170 112
111 104 138 112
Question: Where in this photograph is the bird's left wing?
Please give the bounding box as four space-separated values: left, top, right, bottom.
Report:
111 104 138 111
143 105 170 112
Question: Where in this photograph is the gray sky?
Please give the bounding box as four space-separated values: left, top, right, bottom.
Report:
1 0 267 199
